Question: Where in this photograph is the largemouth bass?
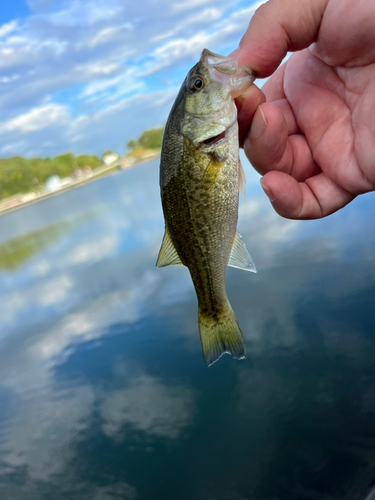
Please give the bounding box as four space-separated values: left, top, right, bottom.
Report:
157 49 256 366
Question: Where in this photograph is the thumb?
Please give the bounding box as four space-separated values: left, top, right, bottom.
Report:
234 0 328 77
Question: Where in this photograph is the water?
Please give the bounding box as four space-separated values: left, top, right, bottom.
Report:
1 156 375 500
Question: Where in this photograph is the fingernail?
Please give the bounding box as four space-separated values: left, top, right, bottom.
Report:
260 178 275 202
250 105 267 139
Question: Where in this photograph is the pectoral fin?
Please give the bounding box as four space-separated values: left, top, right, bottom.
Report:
228 231 256 273
238 158 246 200
156 227 183 268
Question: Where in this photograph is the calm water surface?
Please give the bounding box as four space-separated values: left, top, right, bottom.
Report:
1 156 375 500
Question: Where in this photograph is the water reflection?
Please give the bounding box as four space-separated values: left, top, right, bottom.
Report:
0 157 375 499
0 220 76 270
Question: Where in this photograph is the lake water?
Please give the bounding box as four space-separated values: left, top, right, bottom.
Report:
1 156 375 500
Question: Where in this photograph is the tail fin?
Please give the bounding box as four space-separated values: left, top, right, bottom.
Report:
198 303 245 367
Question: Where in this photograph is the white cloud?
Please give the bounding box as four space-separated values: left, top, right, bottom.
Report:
0 20 18 38
74 61 120 78
34 311 96 360
0 290 27 338
145 32 213 75
93 483 137 500
64 88 177 155
238 192 300 269
45 0 125 26
1 363 95 479
84 24 133 48
239 197 261 218
151 7 222 44
145 4 259 77
29 263 161 361
32 260 51 277
0 43 33 69
1 103 69 133
0 141 26 155
66 234 118 264
100 375 195 441
0 73 20 83
173 0 215 11
186 7 222 24
0 272 76 339
79 66 143 102
38 274 74 306
221 1 264 25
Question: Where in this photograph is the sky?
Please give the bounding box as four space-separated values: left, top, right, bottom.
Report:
0 0 263 158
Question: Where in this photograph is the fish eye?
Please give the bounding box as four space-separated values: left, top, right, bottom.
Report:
189 76 205 93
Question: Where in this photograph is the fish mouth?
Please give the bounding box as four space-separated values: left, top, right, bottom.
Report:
201 130 226 147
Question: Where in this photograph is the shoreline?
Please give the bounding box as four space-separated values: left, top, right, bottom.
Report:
0 153 160 217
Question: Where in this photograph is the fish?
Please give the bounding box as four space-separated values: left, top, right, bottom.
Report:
156 48 256 366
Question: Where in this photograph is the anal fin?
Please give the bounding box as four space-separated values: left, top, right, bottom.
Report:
228 231 256 273
156 227 183 268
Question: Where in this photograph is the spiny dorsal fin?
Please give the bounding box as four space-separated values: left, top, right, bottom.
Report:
156 227 183 268
238 158 246 200
228 231 256 273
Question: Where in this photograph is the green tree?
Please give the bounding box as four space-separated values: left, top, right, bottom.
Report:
76 155 102 169
138 127 164 150
127 140 137 151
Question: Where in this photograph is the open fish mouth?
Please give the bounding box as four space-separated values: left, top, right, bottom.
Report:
201 130 226 147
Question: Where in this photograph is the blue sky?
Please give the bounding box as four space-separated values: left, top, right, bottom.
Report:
0 0 262 158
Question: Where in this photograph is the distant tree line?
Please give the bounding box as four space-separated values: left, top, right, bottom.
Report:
127 126 164 152
0 126 165 201
0 153 101 200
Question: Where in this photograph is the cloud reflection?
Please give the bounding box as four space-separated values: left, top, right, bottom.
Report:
1 378 94 480
93 483 137 500
101 374 194 441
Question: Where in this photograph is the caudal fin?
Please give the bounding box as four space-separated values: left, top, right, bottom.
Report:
198 303 245 367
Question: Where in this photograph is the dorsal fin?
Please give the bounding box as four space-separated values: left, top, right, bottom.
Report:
238 158 246 200
228 231 256 272
156 227 183 268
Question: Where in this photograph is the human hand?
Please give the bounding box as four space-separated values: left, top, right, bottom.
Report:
232 0 375 219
